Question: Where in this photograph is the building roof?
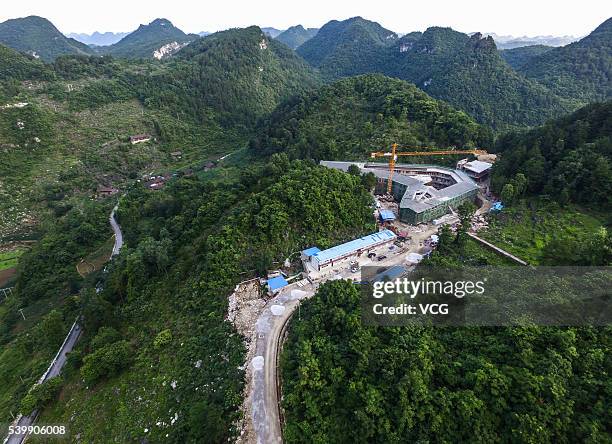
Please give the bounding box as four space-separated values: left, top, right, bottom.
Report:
302 247 321 257
379 209 396 221
312 230 396 264
267 276 289 291
320 161 478 215
462 160 492 174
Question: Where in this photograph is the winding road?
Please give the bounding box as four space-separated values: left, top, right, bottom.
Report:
3 205 124 444
249 223 441 443
110 204 123 256
251 282 316 443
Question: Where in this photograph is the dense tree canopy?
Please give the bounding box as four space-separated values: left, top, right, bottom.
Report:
492 101 612 209
250 74 492 160
518 18 612 103
281 235 611 443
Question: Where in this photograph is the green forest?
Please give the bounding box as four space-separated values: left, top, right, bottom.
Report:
250 74 492 160
4 157 378 441
492 101 612 209
281 224 611 443
296 17 585 129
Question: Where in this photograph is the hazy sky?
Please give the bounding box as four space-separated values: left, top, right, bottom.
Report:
1 0 610 36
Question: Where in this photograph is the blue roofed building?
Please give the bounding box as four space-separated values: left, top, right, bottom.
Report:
267 276 289 295
306 230 397 271
379 209 396 222
300 246 321 262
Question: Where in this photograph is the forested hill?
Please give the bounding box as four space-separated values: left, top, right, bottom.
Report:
296 17 397 75
275 25 319 50
0 44 53 83
101 18 196 59
499 44 553 70
388 28 576 129
492 100 612 209
517 17 612 102
295 17 575 129
0 16 93 62
0 25 320 239
250 74 492 160
281 278 610 443
155 26 321 126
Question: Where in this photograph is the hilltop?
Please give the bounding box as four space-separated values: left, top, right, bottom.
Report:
169 26 321 125
297 16 397 77
275 25 319 49
101 18 196 59
250 74 492 160
0 16 93 62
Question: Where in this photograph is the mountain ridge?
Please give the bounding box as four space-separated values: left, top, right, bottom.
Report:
517 17 612 102
0 16 93 61
100 18 196 59
275 25 318 49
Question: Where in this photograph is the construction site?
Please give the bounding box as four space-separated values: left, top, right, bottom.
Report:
226 145 525 444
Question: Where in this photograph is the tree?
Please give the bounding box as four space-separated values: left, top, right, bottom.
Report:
361 172 377 191
347 164 361 176
512 173 528 197
500 183 515 205
456 201 476 246
81 340 131 385
20 377 63 415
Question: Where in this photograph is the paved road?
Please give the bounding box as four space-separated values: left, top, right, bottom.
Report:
4 322 82 444
4 205 123 444
109 204 123 256
251 283 315 444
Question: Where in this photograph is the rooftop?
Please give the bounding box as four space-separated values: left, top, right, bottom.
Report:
320 161 478 215
312 230 396 263
302 247 321 257
379 209 396 221
462 160 492 174
267 276 289 291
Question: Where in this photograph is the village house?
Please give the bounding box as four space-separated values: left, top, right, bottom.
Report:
129 134 152 145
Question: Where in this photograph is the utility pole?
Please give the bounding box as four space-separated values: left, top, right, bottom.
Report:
18 309 25 320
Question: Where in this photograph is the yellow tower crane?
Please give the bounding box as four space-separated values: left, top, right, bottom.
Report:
370 143 488 194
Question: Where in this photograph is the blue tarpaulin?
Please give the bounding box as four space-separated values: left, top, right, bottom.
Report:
490 202 504 212
267 276 289 292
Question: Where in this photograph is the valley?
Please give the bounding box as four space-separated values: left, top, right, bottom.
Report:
0 7 610 444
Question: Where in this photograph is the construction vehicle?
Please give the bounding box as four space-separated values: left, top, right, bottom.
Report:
370 143 488 194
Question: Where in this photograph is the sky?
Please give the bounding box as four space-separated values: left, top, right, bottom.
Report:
1 0 610 37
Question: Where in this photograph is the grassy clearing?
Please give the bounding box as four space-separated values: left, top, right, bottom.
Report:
480 199 605 264
76 236 114 277
461 237 517 265
0 249 24 271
